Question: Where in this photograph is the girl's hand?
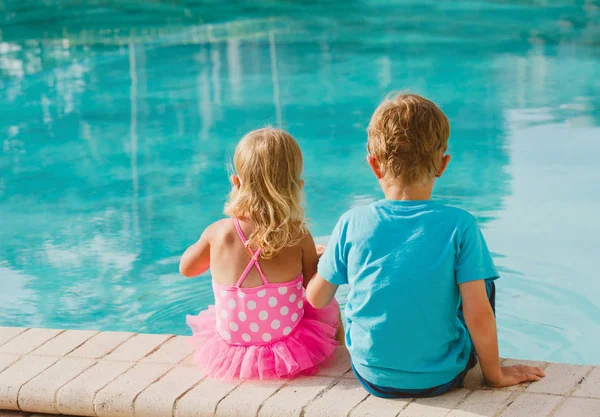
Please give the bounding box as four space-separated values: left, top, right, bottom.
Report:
315 244 327 258
486 365 546 388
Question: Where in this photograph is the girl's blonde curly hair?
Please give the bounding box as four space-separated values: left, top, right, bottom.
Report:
225 128 308 259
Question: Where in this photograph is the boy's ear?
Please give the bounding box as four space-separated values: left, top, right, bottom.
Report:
367 155 384 180
436 154 451 178
231 174 241 187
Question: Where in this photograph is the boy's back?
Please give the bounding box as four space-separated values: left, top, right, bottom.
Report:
320 199 497 388
307 93 544 396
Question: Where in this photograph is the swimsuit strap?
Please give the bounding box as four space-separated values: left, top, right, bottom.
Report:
233 218 269 287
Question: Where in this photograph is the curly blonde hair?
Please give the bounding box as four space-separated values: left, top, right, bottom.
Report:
367 93 450 185
224 128 308 259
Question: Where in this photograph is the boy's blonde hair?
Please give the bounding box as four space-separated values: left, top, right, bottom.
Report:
225 128 308 259
367 93 450 185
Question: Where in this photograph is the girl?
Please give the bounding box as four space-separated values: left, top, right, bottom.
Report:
180 128 340 381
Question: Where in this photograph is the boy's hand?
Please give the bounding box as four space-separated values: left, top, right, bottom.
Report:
315 244 327 258
486 365 546 388
459 281 546 390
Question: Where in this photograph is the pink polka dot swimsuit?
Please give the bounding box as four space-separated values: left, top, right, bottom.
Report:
214 219 306 345
186 218 340 381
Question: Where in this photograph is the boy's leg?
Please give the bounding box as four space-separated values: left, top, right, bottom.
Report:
487 280 496 313
352 363 462 399
336 312 345 345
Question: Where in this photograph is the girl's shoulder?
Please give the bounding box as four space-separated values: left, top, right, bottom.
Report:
208 218 233 231
298 229 315 247
202 218 235 242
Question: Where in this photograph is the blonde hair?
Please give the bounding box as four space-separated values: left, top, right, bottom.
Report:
224 128 308 259
367 93 450 185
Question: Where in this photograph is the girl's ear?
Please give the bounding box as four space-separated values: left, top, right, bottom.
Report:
299 179 305 189
367 155 384 180
231 174 241 187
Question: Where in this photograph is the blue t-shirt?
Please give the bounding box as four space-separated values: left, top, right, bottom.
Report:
318 199 499 389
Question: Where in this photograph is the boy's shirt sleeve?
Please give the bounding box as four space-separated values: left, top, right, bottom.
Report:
455 218 499 284
318 216 349 285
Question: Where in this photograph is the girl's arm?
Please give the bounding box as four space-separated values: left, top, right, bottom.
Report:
300 232 319 288
179 226 213 278
460 280 545 387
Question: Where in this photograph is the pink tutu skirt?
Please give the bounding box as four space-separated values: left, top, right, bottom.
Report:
186 298 340 381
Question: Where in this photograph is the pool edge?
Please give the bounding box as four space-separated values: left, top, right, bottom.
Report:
0 326 598 416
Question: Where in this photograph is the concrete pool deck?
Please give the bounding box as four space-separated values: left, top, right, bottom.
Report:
0 327 598 417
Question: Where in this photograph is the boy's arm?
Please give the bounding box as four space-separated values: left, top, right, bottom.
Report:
179 226 213 277
460 280 545 387
306 274 338 308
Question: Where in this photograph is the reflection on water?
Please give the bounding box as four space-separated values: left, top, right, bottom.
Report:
0 1 599 364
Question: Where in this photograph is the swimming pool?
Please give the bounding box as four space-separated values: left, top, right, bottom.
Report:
1 1 599 365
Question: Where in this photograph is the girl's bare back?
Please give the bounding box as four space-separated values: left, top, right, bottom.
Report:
208 218 308 288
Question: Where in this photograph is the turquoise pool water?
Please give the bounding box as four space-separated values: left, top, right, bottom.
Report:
1 1 599 365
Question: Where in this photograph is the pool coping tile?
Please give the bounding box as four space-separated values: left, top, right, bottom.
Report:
0 329 63 356
67 331 135 360
0 329 29 349
18 357 96 414
94 362 173 417
103 334 173 363
133 366 206 417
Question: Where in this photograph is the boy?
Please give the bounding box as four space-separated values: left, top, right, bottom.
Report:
307 93 545 397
